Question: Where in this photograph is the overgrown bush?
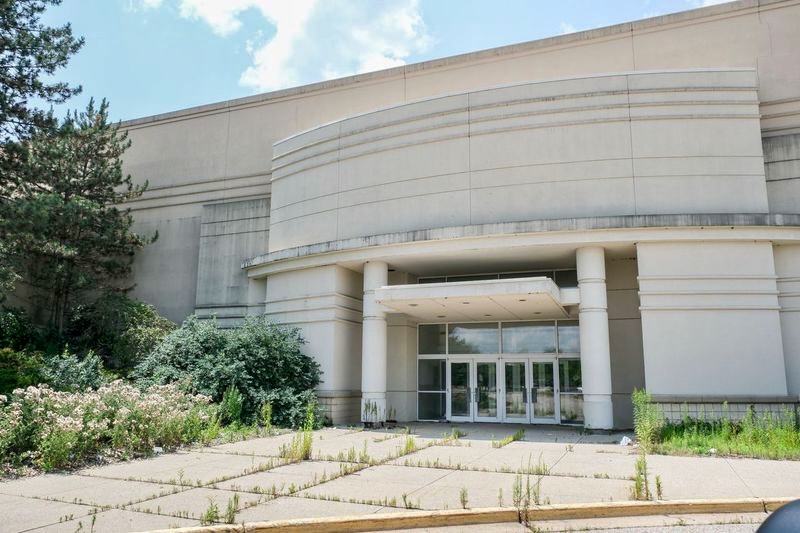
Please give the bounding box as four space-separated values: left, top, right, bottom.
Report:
1 346 106 394
0 381 216 471
632 388 664 452
67 293 175 375
40 348 107 392
0 348 43 393
134 316 322 427
0 307 47 351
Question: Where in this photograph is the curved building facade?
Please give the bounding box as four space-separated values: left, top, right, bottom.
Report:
118 0 800 428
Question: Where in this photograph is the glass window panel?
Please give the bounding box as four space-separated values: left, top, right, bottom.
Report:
419 324 446 354
448 274 498 282
418 392 446 420
504 362 527 418
476 362 498 418
557 321 580 353
558 358 583 424
418 359 446 391
559 359 582 393
555 270 578 288
448 323 499 354
418 277 446 284
499 270 553 280
502 321 556 353
450 362 471 416
560 393 584 424
531 362 556 419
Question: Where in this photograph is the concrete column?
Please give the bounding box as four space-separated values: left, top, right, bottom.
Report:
361 261 388 423
576 247 614 429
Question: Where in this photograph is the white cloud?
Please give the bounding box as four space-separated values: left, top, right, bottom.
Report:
136 0 432 92
559 22 577 34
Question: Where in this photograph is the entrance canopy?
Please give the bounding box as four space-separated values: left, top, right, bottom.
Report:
374 277 579 321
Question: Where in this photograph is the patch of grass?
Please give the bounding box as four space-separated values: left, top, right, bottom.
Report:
492 428 525 448
633 390 800 460
657 407 800 460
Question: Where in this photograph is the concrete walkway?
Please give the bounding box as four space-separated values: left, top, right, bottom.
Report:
0 423 797 532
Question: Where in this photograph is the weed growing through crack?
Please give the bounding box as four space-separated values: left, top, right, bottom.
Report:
492 428 525 448
459 486 469 509
200 499 220 525
280 401 316 461
629 454 653 501
224 493 240 524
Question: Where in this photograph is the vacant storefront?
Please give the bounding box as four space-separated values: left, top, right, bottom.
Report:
417 320 583 424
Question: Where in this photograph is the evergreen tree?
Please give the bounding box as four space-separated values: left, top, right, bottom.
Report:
0 0 83 141
2 99 155 333
1 0 84 299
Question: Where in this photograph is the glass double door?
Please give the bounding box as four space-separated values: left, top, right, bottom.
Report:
502 359 558 424
448 359 500 422
447 358 558 423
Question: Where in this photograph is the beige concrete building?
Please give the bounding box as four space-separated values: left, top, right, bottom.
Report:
122 0 800 428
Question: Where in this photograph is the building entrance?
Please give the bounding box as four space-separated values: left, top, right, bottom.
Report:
445 357 559 424
417 320 584 425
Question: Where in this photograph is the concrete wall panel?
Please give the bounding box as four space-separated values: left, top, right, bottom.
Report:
774 244 800 396
637 241 787 397
271 70 765 252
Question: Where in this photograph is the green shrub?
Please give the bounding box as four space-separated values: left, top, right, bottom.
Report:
0 348 43 394
133 316 322 427
218 385 243 426
632 388 664 452
67 293 175 375
40 348 106 392
0 307 46 351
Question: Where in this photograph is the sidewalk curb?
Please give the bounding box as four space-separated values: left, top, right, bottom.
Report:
144 497 794 532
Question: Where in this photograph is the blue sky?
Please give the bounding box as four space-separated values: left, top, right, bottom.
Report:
43 0 727 121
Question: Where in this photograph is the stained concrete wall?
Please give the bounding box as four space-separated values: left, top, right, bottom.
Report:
270 70 766 252
120 0 800 321
386 271 419 422
775 244 800 396
264 265 363 422
194 198 270 326
637 241 787 397
606 257 645 429
765 133 800 214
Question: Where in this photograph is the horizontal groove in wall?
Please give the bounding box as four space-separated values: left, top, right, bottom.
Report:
261 317 363 326
638 275 778 281
639 305 781 311
127 192 270 212
639 290 779 296
272 113 761 181
274 85 757 163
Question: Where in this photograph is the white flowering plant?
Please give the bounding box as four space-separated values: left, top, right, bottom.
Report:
0 380 216 472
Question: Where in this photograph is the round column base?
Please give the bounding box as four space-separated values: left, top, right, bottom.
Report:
582 394 614 429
